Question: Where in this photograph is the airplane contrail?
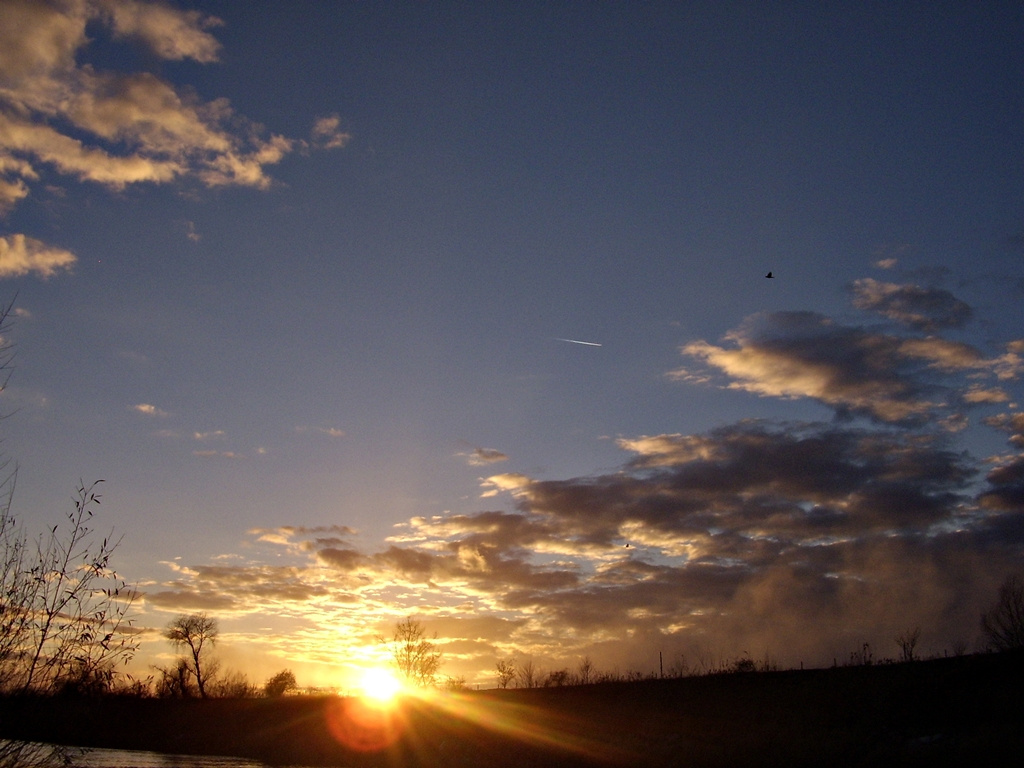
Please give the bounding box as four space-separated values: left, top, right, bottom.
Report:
555 338 603 347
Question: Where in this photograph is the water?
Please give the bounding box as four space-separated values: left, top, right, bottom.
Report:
70 747 271 768
2 742 305 768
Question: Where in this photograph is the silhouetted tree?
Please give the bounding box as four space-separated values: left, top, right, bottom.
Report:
517 658 540 689
544 668 571 687
165 613 219 698
495 658 517 689
264 668 297 697
577 656 595 684
981 573 1024 651
895 627 921 662
385 617 442 687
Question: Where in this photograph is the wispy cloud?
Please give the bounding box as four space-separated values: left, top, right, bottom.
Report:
132 402 169 417
193 430 226 441
192 449 240 459
309 114 351 150
295 425 346 438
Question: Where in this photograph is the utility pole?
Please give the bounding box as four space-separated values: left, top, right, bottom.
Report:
659 651 664 679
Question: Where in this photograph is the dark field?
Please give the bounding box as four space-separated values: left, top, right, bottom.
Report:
2 652 1021 768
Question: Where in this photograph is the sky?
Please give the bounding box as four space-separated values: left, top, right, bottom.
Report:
1 0 1023 691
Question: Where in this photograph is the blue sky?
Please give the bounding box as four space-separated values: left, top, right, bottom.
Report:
2 0 1023 689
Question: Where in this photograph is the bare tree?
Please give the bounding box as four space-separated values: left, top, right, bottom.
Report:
495 658 517 689
981 573 1024 651
517 658 540 689
895 627 921 662
0 300 135 767
0 480 137 694
386 617 442 687
441 674 466 691
577 655 595 685
165 613 219 698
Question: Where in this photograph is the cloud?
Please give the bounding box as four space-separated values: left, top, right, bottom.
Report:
979 455 1024 512
94 0 223 63
147 415 1024 679
295 425 346 438
675 311 941 423
310 114 351 150
0 234 76 279
0 157 34 213
851 278 973 331
673 297 1017 425
193 430 225 441
250 525 358 550
132 402 169 417
0 0 348 268
985 412 1024 448
464 447 509 466
480 472 531 497
133 276 1024 682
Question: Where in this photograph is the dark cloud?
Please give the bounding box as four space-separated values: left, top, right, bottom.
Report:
984 412 1024 448
144 589 237 612
979 455 1024 511
144 563 331 614
142 278 1024 679
674 307 1012 425
465 447 510 466
147 416 1024 676
315 547 365 569
852 279 973 331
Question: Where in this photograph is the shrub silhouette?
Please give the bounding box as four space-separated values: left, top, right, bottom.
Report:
264 669 297 697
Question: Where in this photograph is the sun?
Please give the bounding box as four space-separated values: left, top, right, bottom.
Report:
357 667 403 703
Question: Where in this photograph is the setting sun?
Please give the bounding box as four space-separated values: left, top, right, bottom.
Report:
358 668 403 703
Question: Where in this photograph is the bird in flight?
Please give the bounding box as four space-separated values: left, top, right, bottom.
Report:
765 271 774 278
555 338 602 347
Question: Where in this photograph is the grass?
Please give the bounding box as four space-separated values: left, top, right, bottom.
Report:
1 651 1021 767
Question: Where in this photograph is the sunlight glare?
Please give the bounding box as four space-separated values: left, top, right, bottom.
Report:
358 667 402 703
